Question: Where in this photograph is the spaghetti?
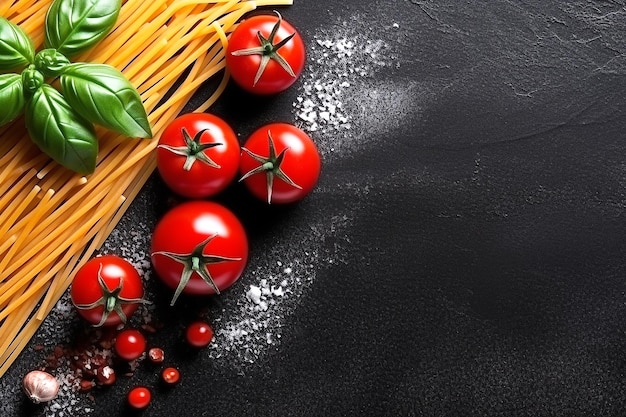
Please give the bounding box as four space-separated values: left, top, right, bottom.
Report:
0 0 293 377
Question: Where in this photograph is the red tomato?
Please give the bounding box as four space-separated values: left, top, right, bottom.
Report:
185 321 214 348
70 255 146 327
127 386 151 410
150 201 249 305
239 123 321 204
156 113 240 199
115 329 147 361
226 12 305 95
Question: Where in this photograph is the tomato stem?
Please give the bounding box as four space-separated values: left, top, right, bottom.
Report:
239 130 302 204
72 263 149 327
230 11 297 87
151 234 242 306
158 127 221 172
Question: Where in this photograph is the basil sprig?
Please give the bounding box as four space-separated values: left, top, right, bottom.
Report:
0 0 151 175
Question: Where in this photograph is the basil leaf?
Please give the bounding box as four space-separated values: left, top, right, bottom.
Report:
44 0 121 58
0 17 35 70
0 74 25 126
34 48 71 78
60 63 152 138
25 84 98 174
21 65 44 95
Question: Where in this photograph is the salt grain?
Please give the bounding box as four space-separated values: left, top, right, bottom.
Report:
293 16 397 159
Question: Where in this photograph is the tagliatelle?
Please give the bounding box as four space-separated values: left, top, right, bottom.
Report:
0 0 293 377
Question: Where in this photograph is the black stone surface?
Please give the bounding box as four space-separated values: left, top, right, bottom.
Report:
5 1 626 416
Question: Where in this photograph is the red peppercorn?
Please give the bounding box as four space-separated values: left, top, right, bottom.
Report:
114 329 146 361
148 347 165 364
96 366 116 385
127 386 151 410
161 367 180 385
185 321 213 348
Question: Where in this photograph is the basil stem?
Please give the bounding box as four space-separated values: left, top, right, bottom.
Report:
44 0 121 58
0 17 35 71
61 63 152 139
0 74 25 126
25 84 98 174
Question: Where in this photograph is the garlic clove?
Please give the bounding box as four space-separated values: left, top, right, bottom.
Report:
22 370 60 403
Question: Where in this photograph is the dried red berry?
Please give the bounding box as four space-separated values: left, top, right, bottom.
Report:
96 366 116 385
148 347 165 364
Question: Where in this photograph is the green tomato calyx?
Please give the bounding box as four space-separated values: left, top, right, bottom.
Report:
72 263 149 327
239 130 302 204
158 127 222 171
230 11 296 87
151 234 242 306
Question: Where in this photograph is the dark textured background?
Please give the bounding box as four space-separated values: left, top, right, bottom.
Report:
7 0 626 416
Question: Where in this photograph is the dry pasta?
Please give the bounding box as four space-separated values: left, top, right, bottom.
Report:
0 0 293 377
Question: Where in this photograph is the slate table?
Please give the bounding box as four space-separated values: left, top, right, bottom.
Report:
4 1 626 416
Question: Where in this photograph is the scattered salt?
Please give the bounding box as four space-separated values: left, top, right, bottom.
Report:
293 16 398 159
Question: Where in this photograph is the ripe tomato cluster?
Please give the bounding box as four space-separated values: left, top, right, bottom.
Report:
157 10 317 204
157 118 321 204
151 12 320 306
62 10 314 413
69 10 315 323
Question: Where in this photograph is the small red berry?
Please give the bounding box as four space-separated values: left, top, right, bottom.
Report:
161 367 180 385
185 321 214 348
114 329 146 361
127 386 151 410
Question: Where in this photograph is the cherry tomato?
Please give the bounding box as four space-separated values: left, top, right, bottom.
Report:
226 12 305 95
185 321 214 348
127 386 151 410
150 201 249 305
70 255 146 327
157 113 240 199
239 123 321 204
115 329 146 361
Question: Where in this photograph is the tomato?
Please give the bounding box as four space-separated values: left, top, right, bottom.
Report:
239 123 321 204
114 329 146 361
156 113 240 199
127 386 151 410
226 12 305 95
185 321 214 348
70 255 146 327
150 201 249 305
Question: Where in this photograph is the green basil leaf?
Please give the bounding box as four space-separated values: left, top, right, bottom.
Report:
0 17 35 70
34 48 71 78
25 84 98 174
44 0 121 58
60 63 152 138
0 74 25 126
21 65 44 95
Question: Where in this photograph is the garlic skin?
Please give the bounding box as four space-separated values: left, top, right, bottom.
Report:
22 370 60 403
